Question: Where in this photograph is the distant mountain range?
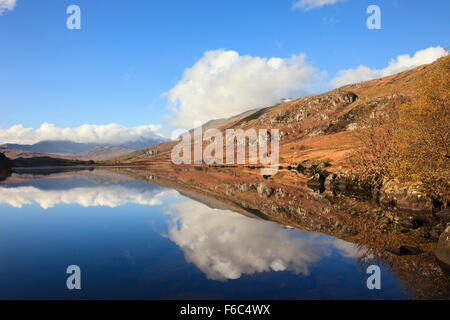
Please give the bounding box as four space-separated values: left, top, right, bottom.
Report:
0 137 168 161
1 137 167 153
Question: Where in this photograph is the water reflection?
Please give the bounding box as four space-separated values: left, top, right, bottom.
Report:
0 185 176 209
0 169 367 283
164 199 366 280
0 170 176 209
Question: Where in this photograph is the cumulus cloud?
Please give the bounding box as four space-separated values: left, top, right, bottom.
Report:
331 46 448 88
0 122 163 145
0 0 15 15
0 185 176 209
166 49 320 128
292 0 345 11
165 199 360 280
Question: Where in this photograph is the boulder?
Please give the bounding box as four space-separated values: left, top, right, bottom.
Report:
236 183 255 193
257 183 274 198
396 216 422 230
435 224 450 266
307 173 325 192
379 180 434 213
275 188 289 199
324 173 336 190
323 172 358 193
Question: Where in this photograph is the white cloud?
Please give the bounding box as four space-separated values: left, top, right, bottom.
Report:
166 49 320 128
331 46 448 88
293 0 345 11
0 122 163 145
0 0 16 15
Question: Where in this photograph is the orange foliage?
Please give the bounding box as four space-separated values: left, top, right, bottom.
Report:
352 54 449 202
391 55 450 200
350 100 399 187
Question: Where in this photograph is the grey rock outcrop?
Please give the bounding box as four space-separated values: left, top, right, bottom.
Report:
257 183 274 198
379 180 434 213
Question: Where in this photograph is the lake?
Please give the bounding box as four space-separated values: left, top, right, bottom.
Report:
0 168 411 299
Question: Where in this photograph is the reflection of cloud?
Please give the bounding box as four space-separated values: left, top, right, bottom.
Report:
332 239 366 258
0 186 177 209
165 200 333 281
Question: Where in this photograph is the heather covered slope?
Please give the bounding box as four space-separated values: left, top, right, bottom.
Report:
112 61 429 167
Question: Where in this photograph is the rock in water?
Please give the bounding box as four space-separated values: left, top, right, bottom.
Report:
379 180 434 213
435 224 450 266
384 245 422 256
435 207 450 223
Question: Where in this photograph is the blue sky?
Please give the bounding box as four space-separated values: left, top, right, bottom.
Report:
0 0 448 143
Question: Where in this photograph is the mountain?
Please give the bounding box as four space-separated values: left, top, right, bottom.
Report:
1 141 99 154
0 137 167 161
112 60 431 166
114 137 168 150
187 108 262 135
1 137 166 154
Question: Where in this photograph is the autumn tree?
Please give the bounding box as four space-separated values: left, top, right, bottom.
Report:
390 54 450 201
350 98 401 187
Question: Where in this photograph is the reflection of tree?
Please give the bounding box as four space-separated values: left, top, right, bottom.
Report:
328 196 450 299
353 219 450 299
116 167 450 299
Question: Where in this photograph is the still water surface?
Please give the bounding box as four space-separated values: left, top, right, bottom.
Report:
0 169 409 299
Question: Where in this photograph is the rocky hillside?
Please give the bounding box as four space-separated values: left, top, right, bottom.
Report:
112 62 429 167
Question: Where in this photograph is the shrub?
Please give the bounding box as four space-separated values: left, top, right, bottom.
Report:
390 55 450 201
351 54 449 203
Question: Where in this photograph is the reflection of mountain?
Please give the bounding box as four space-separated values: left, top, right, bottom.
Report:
0 170 177 209
165 199 365 281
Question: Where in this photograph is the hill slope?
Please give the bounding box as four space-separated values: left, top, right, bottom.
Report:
112 61 430 167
